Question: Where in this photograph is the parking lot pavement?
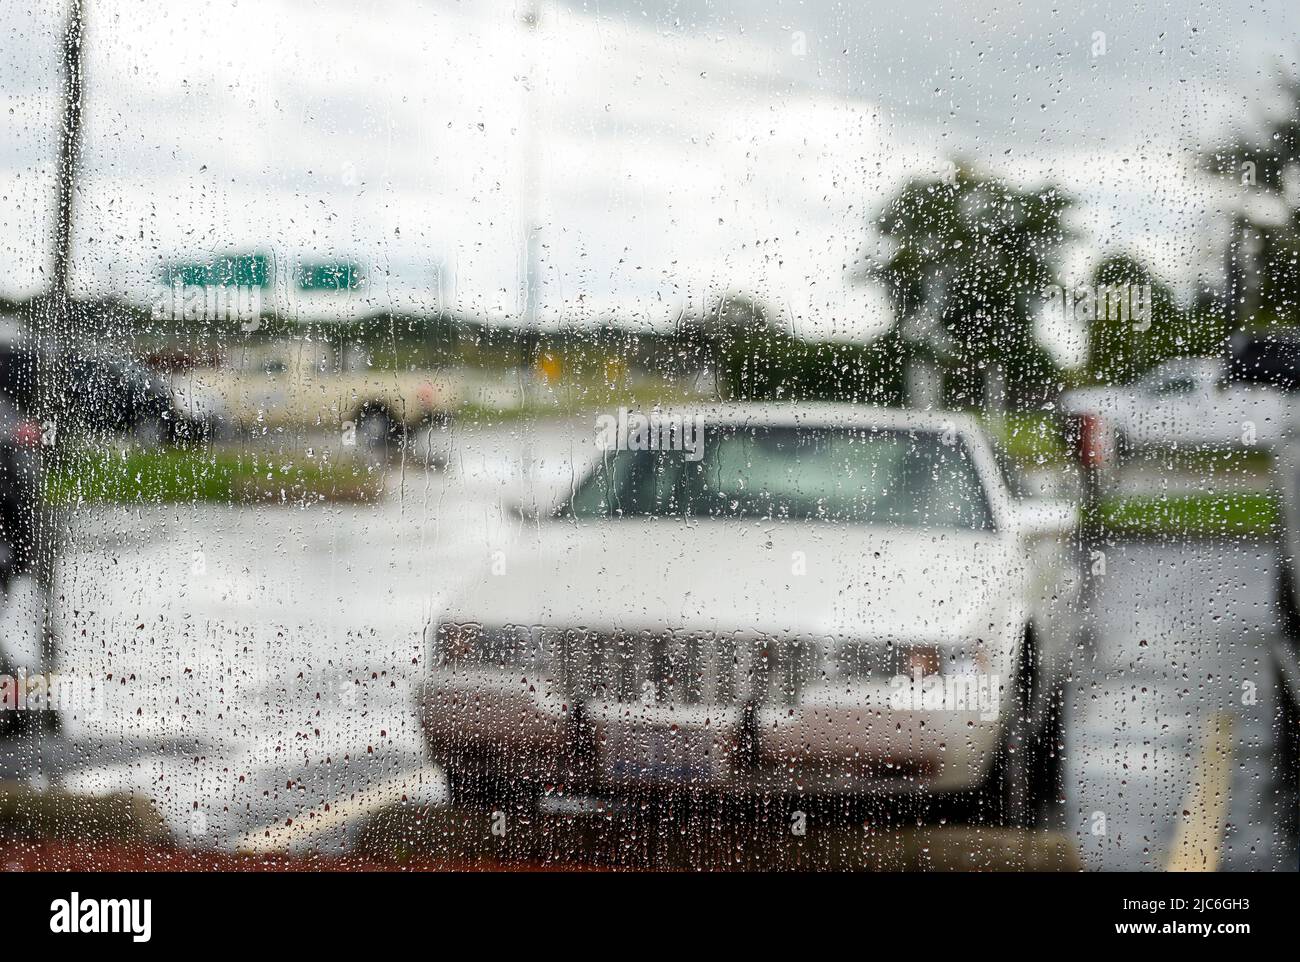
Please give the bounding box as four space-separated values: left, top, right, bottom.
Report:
32 423 568 848
40 494 477 847
1 423 1295 866
1068 540 1297 870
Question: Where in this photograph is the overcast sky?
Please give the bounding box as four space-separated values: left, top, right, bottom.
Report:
1 0 1296 363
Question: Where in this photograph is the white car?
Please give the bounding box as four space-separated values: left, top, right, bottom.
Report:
1268 429 1300 751
417 404 1076 822
1061 357 1285 457
1271 430 1300 635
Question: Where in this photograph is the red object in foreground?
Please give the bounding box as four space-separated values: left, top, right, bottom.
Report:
9 419 43 448
1077 413 1107 468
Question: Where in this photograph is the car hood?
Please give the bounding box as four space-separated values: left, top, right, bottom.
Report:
439 519 1017 643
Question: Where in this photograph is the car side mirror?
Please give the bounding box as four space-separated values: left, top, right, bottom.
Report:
1012 499 1076 538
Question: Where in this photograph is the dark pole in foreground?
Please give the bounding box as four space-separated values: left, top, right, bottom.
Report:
50 0 84 311
31 0 84 699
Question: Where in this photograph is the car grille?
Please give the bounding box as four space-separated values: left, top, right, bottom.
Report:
437 624 842 706
434 624 926 706
553 630 762 706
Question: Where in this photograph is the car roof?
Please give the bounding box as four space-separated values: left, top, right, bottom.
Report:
618 402 983 436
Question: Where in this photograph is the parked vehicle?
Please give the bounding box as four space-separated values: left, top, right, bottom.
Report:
1268 428 1300 752
1270 424 1300 629
0 339 43 597
0 345 192 443
0 393 41 586
1060 357 1285 457
417 403 1077 823
63 356 193 442
1227 328 1300 391
169 340 457 448
0 343 37 415
0 392 47 737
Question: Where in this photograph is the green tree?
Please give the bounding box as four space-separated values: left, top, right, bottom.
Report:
677 291 776 399
870 164 1073 410
678 291 909 405
1202 68 1300 331
1083 255 1190 384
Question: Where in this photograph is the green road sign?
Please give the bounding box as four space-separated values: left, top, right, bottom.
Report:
297 262 364 291
161 253 270 288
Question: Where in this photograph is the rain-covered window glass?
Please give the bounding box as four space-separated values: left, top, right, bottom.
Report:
0 0 1296 905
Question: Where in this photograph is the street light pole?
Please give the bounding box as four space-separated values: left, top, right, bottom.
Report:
50 0 84 315
517 2 541 504
29 0 84 707
519 2 541 389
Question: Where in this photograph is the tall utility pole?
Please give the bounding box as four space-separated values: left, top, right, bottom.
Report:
30 0 84 695
518 2 541 385
50 0 84 316
515 2 543 508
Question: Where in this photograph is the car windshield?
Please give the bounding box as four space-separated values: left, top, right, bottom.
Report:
562 425 994 530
